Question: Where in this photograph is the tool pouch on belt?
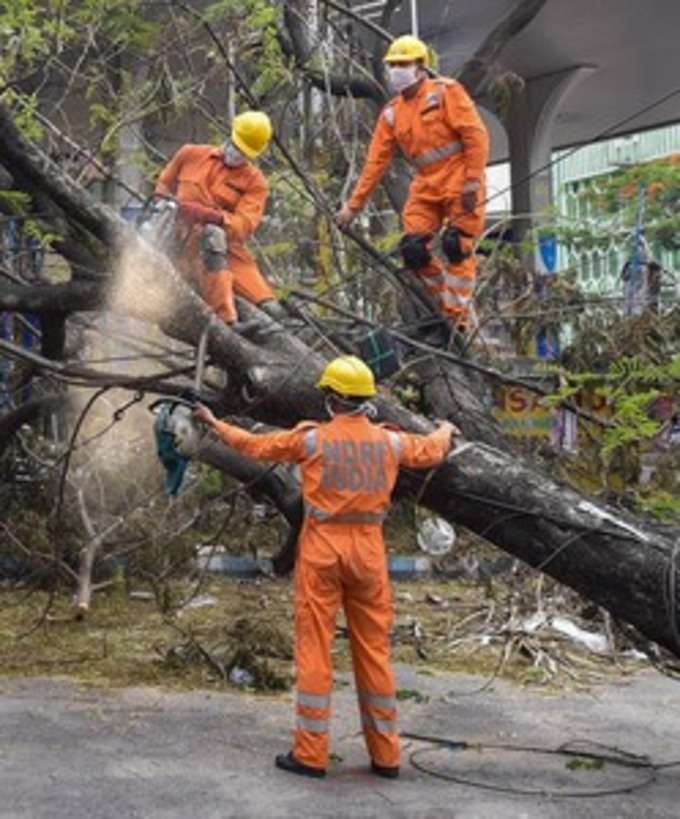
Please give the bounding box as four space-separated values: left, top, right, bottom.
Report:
200 224 229 273
441 226 472 264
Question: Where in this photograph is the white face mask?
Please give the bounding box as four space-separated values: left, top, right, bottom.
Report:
388 64 419 93
223 142 246 167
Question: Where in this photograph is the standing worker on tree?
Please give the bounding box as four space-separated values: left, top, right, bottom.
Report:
194 355 457 779
336 35 490 336
154 111 286 328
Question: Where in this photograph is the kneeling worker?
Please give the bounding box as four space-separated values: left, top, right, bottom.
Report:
155 110 285 326
194 355 456 779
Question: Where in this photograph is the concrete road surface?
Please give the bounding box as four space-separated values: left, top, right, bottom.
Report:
1 665 679 818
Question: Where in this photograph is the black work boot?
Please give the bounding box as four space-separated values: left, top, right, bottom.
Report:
231 319 262 338
275 751 326 779
448 324 468 355
370 760 400 779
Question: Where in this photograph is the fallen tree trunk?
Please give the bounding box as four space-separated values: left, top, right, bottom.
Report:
1 103 679 657
196 435 302 576
398 442 680 657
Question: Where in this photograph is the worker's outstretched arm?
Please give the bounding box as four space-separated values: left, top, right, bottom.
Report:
393 421 457 469
344 108 398 214
194 404 309 463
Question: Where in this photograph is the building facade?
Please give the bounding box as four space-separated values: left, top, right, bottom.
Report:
552 123 680 294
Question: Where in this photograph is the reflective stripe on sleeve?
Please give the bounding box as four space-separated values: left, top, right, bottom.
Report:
303 429 317 457
386 431 401 460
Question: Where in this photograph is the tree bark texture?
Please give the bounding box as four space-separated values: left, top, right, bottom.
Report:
457 0 549 101
196 435 302 576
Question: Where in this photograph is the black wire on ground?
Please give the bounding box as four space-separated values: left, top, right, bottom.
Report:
400 731 674 798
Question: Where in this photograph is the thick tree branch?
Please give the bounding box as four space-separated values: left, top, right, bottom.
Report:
281 1 385 101
458 0 548 98
197 435 302 575
0 104 124 247
0 280 105 313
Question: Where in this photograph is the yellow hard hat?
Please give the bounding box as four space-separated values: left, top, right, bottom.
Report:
231 111 272 159
317 356 377 398
383 34 430 67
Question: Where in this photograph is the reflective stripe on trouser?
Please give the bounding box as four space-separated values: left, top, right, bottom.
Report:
358 690 398 765
346 571 400 768
293 549 340 770
293 529 400 770
414 256 476 328
442 256 477 328
402 189 483 329
295 689 331 769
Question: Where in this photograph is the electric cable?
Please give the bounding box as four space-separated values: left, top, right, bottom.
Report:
401 731 664 798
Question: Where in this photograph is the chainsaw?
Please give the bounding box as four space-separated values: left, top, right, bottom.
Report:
149 321 213 496
136 193 181 256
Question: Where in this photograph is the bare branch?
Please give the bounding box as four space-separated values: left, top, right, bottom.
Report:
458 0 548 99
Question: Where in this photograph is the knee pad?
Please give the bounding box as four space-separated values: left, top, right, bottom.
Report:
200 224 228 272
399 233 432 270
442 226 471 264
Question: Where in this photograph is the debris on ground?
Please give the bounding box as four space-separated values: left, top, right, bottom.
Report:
0 549 666 694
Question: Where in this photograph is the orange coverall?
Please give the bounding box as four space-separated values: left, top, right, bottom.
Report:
347 78 490 328
156 145 275 323
212 412 451 771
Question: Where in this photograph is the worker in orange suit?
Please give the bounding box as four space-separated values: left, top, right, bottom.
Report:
336 35 490 335
194 355 456 779
155 110 285 326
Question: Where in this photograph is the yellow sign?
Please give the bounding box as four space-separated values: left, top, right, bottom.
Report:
492 386 554 438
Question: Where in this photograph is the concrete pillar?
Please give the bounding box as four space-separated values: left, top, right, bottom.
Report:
507 65 596 272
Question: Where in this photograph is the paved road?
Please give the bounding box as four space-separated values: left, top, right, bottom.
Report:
1 666 679 818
